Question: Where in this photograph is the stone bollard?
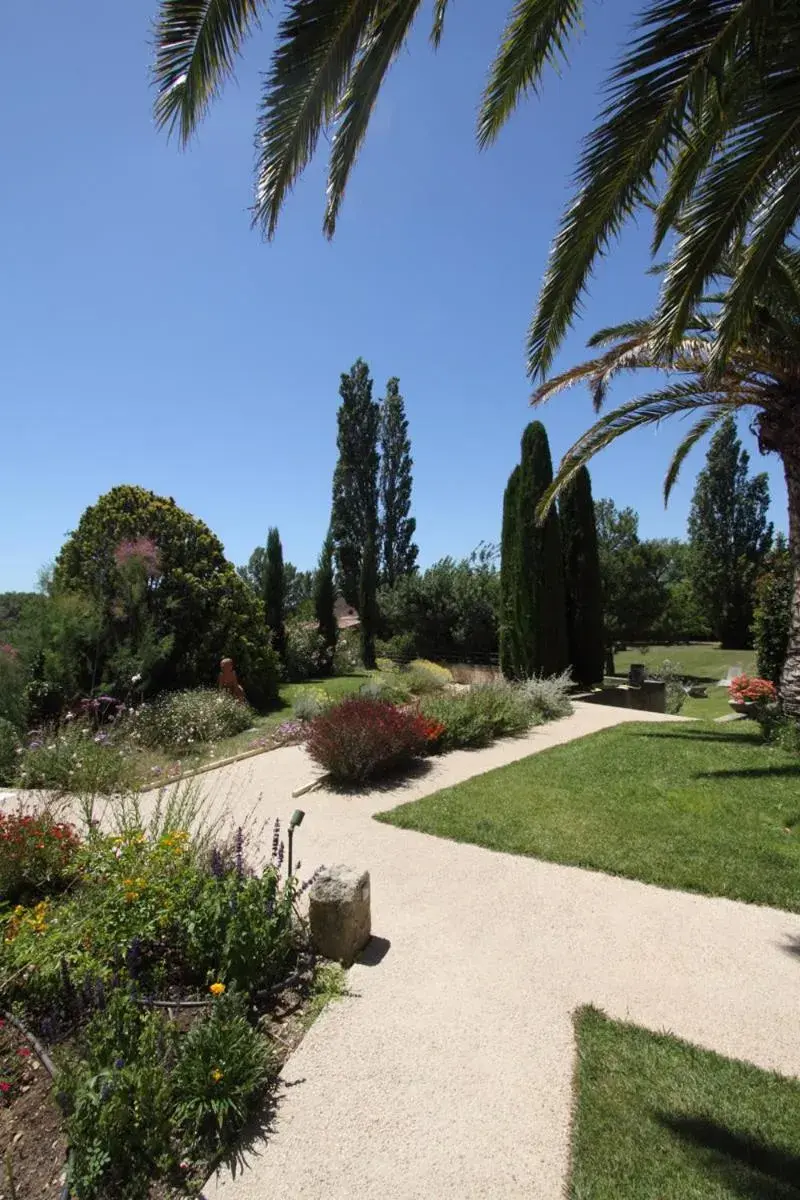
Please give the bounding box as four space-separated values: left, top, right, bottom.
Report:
309 865 371 967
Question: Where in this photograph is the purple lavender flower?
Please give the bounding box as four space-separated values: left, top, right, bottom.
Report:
235 827 244 879
114 1056 125 1070
210 846 225 879
126 937 143 980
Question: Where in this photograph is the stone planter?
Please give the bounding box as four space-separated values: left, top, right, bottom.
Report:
729 700 757 716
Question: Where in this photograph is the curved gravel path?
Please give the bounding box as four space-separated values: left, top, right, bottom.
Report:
153 704 800 1196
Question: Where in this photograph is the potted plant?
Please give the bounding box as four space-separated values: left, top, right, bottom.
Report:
728 674 777 715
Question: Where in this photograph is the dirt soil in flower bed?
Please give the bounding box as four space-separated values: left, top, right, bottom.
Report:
0 1019 66 1200
0 962 328 1200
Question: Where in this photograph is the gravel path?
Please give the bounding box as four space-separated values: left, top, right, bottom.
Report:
202 702 800 1199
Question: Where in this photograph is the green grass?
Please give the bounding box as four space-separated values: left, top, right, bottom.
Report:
613 644 756 683
571 1007 800 1199
378 720 800 911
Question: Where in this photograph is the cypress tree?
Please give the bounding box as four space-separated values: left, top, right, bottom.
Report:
314 530 338 673
379 377 418 586
499 465 521 679
516 421 569 677
331 359 380 607
359 529 379 670
559 466 604 684
264 527 286 661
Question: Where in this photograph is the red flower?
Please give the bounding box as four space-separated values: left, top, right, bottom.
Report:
17 1047 31 1058
0 1082 10 1093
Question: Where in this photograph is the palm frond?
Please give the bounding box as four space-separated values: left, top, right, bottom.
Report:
711 160 800 369
153 0 265 142
324 0 422 236
534 381 742 520
430 0 452 47
662 408 728 504
526 0 767 381
478 0 584 148
586 319 654 348
253 0 382 239
653 28 800 356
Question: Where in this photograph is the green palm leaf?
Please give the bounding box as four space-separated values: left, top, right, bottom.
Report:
253 0 382 239
478 0 584 148
662 408 728 504
153 0 265 142
534 382 741 520
324 0 422 236
430 0 452 47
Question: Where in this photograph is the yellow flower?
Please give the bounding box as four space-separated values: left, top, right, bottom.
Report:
209 982 226 997
124 891 139 903
210 1068 223 1083
123 878 134 887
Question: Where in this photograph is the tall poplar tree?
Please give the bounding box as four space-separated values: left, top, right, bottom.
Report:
379 377 418 586
688 417 772 648
331 359 380 607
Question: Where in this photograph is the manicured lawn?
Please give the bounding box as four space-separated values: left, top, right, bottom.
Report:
570 1007 800 1199
613 643 756 683
378 721 800 910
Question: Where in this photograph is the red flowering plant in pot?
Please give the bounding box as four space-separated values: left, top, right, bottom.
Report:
728 675 777 714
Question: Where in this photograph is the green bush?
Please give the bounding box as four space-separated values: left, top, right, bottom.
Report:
519 670 574 720
285 620 331 682
17 723 134 794
184 865 299 993
59 988 273 1199
399 664 448 696
131 689 253 753
0 716 21 785
59 992 180 1200
376 632 417 665
333 627 362 675
0 644 27 731
753 546 793 688
292 687 332 721
647 659 687 715
174 990 273 1146
52 484 279 707
420 681 537 751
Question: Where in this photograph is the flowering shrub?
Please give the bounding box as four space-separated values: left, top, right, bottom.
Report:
131 688 253 752
420 681 538 751
519 670 574 720
285 620 331 681
0 717 21 786
17 722 133 794
306 697 435 782
0 809 80 904
292 687 332 721
729 675 777 705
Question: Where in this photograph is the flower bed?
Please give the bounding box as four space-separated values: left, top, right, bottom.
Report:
0 795 332 1200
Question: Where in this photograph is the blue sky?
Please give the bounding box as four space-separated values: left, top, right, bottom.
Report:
1 0 787 591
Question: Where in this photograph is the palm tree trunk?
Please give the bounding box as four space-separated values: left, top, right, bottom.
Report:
759 405 800 719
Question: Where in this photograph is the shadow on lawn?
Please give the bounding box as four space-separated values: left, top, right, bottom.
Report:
638 728 765 746
658 1114 800 1198
694 766 800 780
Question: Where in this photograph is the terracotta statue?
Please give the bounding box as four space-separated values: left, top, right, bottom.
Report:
218 657 246 704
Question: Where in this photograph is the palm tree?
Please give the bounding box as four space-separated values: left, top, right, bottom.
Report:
530 246 800 716
152 1 800 375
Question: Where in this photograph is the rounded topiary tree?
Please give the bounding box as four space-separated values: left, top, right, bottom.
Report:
559 465 604 685
53 485 278 706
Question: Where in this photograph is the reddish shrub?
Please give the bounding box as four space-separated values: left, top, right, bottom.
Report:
0 810 81 904
306 697 435 783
